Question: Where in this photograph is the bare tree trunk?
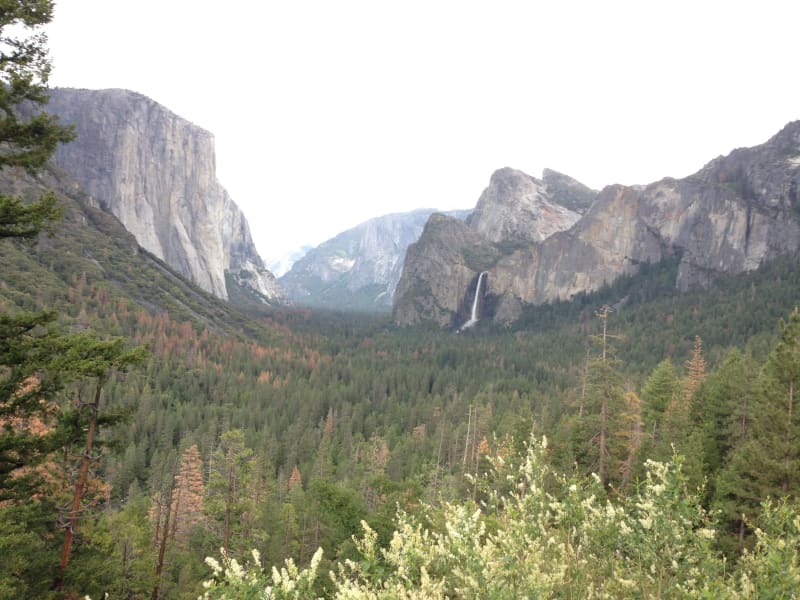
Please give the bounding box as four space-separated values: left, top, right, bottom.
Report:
56 380 103 589
224 463 234 553
784 380 793 493
300 511 308 564
462 404 472 471
599 392 607 487
152 472 176 600
579 349 591 417
152 495 162 548
169 484 182 543
431 422 445 504
472 406 480 502
738 518 746 550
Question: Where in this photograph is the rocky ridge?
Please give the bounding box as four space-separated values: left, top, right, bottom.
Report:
393 123 800 328
394 168 589 326
46 88 286 303
280 208 469 311
466 167 582 243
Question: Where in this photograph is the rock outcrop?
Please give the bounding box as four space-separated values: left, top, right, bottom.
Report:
393 214 498 326
466 168 581 243
46 88 286 303
542 168 597 214
393 122 800 327
281 208 469 311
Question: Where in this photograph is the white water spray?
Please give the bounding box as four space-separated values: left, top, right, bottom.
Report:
460 271 487 331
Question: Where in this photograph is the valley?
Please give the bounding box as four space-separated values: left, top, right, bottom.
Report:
2 6 800 596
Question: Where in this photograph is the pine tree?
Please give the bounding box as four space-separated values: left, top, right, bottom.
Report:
311 408 335 481
583 356 627 487
55 337 147 589
699 348 754 479
288 464 303 491
685 336 706 408
0 310 67 499
641 358 680 443
206 429 253 554
715 310 800 550
0 0 74 237
766 309 800 494
618 391 644 488
170 444 205 547
571 306 628 488
0 0 75 502
109 484 154 599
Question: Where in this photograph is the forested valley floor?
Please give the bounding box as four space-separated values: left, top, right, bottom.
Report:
4 197 800 597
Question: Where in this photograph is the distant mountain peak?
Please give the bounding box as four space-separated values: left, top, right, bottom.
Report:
280 208 469 312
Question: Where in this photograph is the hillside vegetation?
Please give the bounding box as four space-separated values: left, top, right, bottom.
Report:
3 162 800 596
2 6 800 594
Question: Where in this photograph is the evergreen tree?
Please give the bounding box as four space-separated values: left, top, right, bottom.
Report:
105 483 154 599
0 0 75 501
684 335 706 408
698 348 755 483
0 0 74 237
55 337 147 589
170 444 206 547
618 390 644 488
206 429 253 554
582 356 628 487
716 309 800 550
569 307 629 488
0 310 68 499
641 358 680 442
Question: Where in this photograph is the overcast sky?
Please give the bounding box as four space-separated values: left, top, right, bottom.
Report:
45 1 800 262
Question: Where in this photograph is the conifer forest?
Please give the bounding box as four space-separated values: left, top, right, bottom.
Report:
3 3 800 598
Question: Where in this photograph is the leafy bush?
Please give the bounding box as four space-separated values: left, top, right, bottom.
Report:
198 436 800 598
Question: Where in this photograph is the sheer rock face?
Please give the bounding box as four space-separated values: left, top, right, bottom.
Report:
393 214 500 328
46 88 286 303
466 168 581 243
280 208 469 311
394 122 800 326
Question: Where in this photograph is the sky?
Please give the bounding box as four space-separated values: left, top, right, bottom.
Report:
44 1 800 263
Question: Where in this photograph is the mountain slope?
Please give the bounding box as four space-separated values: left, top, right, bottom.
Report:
44 88 286 305
280 208 469 311
393 123 800 328
0 164 278 339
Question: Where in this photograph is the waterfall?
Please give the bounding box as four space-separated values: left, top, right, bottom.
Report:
460 271 487 331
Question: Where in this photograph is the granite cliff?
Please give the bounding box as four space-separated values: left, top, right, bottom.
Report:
393 123 800 328
281 208 469 311
466 167 582 243
45 88 286 303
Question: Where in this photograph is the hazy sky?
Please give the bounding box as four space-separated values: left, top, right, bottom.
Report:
45 1 800 262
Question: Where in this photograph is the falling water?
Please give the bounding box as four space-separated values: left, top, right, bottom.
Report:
460 271 487 331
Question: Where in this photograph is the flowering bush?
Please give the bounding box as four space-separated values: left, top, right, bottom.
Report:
199 436 800 599
200 547 323 599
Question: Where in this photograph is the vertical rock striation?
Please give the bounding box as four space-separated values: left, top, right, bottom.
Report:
393 121 800 326
394 167 589 327
46 88 286 303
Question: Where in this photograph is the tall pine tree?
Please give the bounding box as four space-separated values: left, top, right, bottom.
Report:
715 309 800 550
